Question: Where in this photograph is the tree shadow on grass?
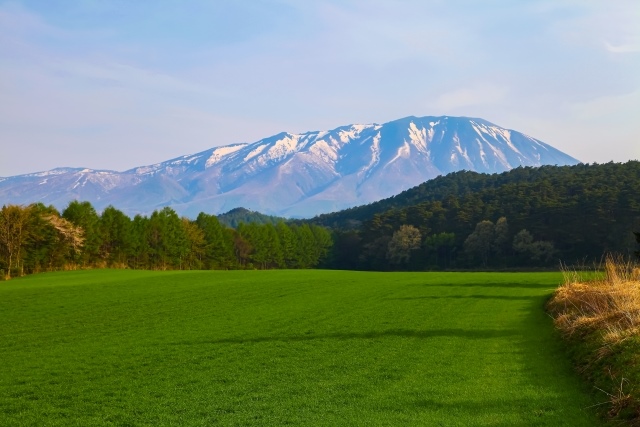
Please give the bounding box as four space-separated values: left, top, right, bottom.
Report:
173 328 520 346
389 294 538 301
406 397 594 427
499 296 606 426
411 281 558 290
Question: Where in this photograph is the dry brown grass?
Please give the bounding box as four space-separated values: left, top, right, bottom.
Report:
548 255 640 423
548 255 640 345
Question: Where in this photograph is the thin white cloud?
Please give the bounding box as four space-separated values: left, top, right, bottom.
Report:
605 42 640 54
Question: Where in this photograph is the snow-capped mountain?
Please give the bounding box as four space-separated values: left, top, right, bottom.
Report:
0 116 579 218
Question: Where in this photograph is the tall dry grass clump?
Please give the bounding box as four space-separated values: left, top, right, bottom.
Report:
548 255 640 345
548 255 640 422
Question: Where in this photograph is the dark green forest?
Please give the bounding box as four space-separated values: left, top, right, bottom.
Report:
216 207 286 228
315 161 640 270
1 161 639 278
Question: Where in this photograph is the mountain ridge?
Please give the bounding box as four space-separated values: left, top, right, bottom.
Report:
0 115 579 218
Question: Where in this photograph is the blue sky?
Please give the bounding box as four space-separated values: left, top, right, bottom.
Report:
1 0 639 176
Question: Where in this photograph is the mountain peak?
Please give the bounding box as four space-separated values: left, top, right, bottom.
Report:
0 116 578 218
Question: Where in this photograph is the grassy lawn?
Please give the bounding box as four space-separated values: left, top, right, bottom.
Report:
0 270 605 426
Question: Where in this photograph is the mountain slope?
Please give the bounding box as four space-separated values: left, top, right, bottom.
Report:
0 116 579 217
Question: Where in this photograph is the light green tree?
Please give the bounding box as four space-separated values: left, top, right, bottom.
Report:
387 225 422 265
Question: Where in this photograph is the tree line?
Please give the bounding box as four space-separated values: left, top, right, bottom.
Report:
0 202 332 280
2 162 640 277
320 161 640 270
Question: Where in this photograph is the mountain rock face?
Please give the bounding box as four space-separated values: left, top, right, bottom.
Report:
0 116 579 218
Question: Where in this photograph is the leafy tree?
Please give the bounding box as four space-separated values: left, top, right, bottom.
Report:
22 203 62 273
62 201 101 266
529 240 556 263
513 229 534 256
513 229 556 265
98 206 133 267
464 220 495 267
494 217 509 255
43 214 85 254
387 225 422 265
0 204 32 279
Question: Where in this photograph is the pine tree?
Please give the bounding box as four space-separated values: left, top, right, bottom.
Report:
276 222 296 268
181 217 206 270
147 207 188 270
130 215 151 269
98 206 133 267
62 201 101 267
196 213 234 269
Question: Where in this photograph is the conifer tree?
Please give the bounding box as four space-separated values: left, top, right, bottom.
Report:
181 217 206 270
196 213 235 269
276 222 296 268
98 206 133 267
62 201 101 267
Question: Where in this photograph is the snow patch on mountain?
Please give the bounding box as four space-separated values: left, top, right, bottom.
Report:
205 144 247 168
387 141 411 167
0 115 580 218
360 132 381 179
266 134 301 161
408 122 429 154
309 139 339 163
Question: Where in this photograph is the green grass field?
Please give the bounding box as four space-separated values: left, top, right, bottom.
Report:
0 270 605 426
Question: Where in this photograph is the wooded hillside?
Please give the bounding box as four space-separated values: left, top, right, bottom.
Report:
314 161 640 270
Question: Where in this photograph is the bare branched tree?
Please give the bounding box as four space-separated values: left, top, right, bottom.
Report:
0 204 32 279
